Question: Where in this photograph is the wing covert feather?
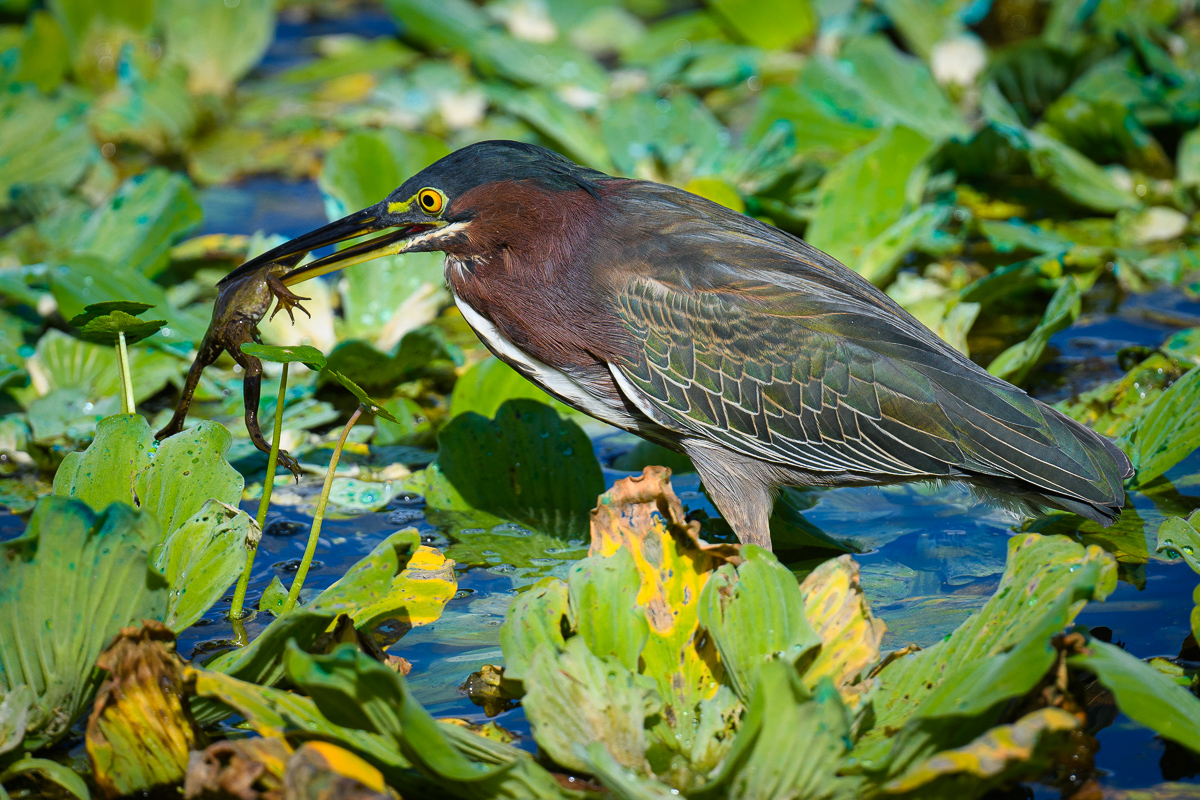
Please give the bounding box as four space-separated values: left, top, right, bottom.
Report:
610 273 1126 508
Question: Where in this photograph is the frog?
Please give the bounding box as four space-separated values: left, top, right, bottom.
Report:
156 257 311 479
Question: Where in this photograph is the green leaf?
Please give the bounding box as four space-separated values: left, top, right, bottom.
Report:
336 252 447 350
1069 639 1200 754
800 36 968 143
1179 126 1200 189
239 343 327 370
74 310 167 346
852 534 1117 772
855 204 954 286
1127 367 1200 485
153 500 253 632
383 0 606 93
582 744 681 800
324 370 401 423
284 645 569 798
372 397 434 447
1155 514 1200 575
12 12 70 93
45 0 154 55
698 545 821 703
805 126 935 269
745 86 877 160
498 578 571 683
521 637 660 775
71 169 203 279
305 529 456 635
982 86 1138 214
276 36 416 85
987 278 1082 384
69 302 156 327
0 757 91 800
706 0 815 49
0 686 33 757
448 356 571 420
135 420 244 538
188 667 412 777
1041 95 1171 179
433 399 605 539
53 414 154 513
257 576 289 615
47 256 207 345
0 92 95 209
321 327 459 395
488 86 614 172
696 669 858 800
89 62 197 155
198 610 335 694
567 548 649 674
601 92 727 177
876 0 967 60
881 707 1080 794
157 0 274 95
0 497 167 750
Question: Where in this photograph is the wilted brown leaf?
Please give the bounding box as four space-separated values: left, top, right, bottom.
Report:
284 742 397 800
86 621 200 798
185 737 291 800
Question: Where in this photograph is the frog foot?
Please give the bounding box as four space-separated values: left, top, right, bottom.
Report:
266 274 311 324
276 448 303 481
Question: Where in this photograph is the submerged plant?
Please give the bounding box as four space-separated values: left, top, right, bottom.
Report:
229 342 327 620
68 302 166 415
280 369 402 613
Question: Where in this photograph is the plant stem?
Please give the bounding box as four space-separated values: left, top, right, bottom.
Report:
230 363 289 621
281 405 362 614
116 332 135 415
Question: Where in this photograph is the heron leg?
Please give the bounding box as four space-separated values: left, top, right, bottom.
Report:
230 347 302 480
684 439 775 550
156 336 222 440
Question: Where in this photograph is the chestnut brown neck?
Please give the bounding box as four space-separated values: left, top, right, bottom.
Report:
441 179 631 370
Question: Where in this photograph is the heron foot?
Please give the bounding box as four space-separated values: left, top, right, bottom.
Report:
266 273 311 324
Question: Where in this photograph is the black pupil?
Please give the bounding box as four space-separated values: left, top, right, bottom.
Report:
423 195 434 208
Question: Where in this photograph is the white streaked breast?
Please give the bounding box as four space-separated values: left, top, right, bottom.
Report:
453 294 639 430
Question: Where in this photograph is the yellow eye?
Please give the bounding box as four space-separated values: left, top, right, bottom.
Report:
417 189 444 215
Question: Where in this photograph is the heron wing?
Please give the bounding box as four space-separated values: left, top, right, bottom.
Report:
608 261 1126 507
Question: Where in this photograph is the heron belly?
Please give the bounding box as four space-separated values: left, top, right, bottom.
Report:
452 294 639 430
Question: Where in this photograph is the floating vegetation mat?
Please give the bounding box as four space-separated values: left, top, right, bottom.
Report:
2 0 1200 797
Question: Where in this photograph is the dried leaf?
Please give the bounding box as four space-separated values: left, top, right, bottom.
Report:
86 622 199 798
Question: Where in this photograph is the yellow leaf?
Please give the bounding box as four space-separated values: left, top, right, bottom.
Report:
799 554 886 702
589 466 740 752
353 544 458 641
883 707 1079 792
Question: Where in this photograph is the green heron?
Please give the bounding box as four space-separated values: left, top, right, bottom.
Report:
178 140 1132 548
